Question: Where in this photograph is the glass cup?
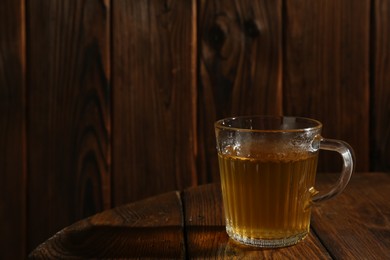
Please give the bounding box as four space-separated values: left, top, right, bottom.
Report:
215 116 354 248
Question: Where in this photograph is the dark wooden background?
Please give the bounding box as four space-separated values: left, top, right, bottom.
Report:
0 0 389 258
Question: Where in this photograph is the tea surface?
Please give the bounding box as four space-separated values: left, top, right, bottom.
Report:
218 150 318 243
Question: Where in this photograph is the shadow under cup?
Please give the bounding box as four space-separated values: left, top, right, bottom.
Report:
215 116 354 248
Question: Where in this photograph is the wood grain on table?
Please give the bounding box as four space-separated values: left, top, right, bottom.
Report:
30 173 390 259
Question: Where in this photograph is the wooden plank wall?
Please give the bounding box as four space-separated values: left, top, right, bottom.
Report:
27 0 111 249
0 0 389 258
197 0 283 183
112 0 198 206
373 0 390 171
283 0 370 172
0 0 26 259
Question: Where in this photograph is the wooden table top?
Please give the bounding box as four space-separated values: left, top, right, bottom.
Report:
30 172 390 259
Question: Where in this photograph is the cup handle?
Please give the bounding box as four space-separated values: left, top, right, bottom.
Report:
312 137 355 203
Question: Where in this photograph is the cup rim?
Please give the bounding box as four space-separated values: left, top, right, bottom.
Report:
215 115 323 133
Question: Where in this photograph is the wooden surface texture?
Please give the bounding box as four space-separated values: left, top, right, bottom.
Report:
372 0 390 171
27 0 111 251
312 173 390 258
29 173 390 259
112 0 198 205
0 0 390 258
197 0 283 184
0 0 26 259
283 0 370 172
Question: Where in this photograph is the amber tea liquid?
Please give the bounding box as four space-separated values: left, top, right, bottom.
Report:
218 149 318 247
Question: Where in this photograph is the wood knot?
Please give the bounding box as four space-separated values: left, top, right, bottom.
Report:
244 20 260 38
207 25 226 52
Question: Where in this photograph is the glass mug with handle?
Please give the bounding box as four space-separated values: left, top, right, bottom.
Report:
215 116 354 248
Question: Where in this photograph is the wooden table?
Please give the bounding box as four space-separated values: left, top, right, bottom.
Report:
30 173 390 259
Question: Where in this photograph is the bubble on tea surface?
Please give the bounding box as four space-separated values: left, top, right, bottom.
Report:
223 145 234 155
221 136 318 163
